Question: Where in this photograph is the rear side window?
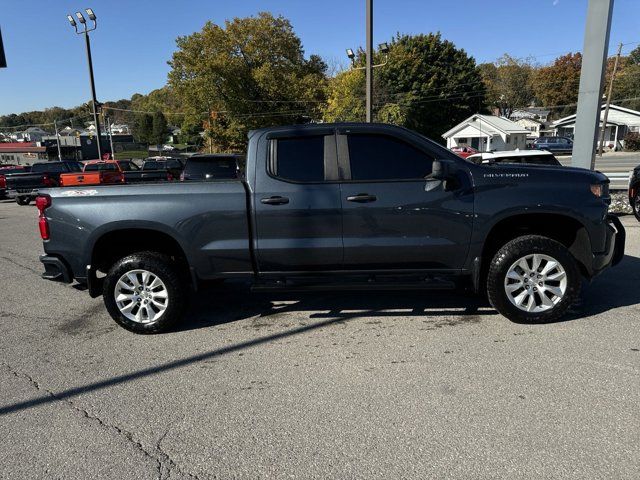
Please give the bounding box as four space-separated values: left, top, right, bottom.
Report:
273 136 324 182
347 134 433 181
185 157 238 179
118 161 139 171
142 161 158 170
84 163 118 172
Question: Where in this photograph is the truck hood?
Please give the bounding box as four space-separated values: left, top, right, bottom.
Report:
476 163 609 184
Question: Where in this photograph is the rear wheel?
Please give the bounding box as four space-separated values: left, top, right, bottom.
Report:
486 235 580 323
15 196 30 205
103 252 188 333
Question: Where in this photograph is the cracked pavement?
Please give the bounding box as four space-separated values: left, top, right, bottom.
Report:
0 199 639 479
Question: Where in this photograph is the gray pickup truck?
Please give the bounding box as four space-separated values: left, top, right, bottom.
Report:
37 123 624 333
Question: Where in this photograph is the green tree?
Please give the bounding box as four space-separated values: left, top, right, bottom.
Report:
134 114 153 144
151 110 168 148
168 12 327 151
325 33 485 141
479 54 535 119
532 53 582 116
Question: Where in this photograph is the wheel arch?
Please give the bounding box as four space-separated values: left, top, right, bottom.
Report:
478 212 593 288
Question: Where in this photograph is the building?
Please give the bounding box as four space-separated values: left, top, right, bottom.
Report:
7 126 50 143
0 142 47 164
442 114 529 152
550 104 640 150
510 107 551 123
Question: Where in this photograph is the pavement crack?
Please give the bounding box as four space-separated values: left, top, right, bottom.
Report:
1 362 204 480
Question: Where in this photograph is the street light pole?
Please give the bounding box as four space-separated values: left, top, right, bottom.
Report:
365 0 373 123
67 9 102 159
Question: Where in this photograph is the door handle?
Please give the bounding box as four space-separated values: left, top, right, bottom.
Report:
346 193 377 203
261 196 290 205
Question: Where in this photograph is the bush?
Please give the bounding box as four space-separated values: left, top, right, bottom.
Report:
624 132 640 151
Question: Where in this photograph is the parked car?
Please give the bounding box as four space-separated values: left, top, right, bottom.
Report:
628 165 640 221
180 154 243 181
37 123 623 333
6 161 83 205
532 136 574 155
450 146 479 159
466 150 562 166
142 157 184 179
0 165 28 198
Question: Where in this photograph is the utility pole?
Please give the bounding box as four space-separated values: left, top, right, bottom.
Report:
54 120 62 161
365 0 373 123
572 0 614 170
599 42 623 156
104 113 115 159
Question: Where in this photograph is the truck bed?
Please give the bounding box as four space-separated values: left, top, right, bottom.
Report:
42 180 253 281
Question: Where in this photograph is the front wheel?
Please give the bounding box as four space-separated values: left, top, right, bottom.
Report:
103 252 188 333
633 193 640 222
486 235 581 323
16 196 30 205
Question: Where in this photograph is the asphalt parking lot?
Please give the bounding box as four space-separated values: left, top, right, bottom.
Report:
0 198 639 479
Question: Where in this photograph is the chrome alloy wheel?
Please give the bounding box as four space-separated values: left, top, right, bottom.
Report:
504 254 567 313
114 269 169 323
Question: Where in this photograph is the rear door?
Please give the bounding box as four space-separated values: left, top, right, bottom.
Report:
253 129 343 271
338 127 474 271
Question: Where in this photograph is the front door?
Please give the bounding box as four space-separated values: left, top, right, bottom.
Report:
338 128 474 271
253 131 343 271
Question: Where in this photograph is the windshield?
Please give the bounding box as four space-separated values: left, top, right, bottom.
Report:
184 157 239 179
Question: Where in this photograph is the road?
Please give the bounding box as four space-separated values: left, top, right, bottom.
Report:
0 199 639 479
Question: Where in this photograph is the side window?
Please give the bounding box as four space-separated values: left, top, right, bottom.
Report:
273 136 325 182
347 134 433 181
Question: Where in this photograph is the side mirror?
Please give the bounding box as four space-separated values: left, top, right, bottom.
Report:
431 159 455 180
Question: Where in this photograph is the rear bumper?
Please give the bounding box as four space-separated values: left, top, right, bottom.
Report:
592 215 625 276
39 255 72 283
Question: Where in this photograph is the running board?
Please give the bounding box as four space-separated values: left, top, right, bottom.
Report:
251 277 457 293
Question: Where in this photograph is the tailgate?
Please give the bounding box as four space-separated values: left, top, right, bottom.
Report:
60 172 101 187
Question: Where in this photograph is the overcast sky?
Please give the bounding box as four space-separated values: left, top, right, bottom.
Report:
1 0 639 115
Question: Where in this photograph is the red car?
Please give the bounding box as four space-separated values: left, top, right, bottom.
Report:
450 146 479 159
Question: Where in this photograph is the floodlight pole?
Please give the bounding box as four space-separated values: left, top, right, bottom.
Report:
83 30 102 159
572 0 615 170
599 42 623 156
54 120 62 160
365 0 373 123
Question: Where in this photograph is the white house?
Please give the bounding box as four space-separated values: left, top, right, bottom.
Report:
551 104 640 150
442 114 529 152
510 107 551 123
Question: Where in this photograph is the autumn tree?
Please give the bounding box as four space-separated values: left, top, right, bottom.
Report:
151 110 168 149
134 114 153 144
168 12 327 151
479 54 535 119
325 33 485 141
532 53 582 116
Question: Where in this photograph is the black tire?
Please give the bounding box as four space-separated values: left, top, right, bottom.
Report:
633 192 640 222
15 196 30 205
486 235 581 323
103 252 188 334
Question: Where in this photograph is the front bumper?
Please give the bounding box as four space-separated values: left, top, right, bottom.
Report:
40 255 72 283
592 215 625 276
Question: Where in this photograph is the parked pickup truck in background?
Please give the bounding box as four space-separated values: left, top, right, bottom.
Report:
142 157 184 179
37 123 624 333
6 161 83 205
0 165 29 198
60 159 174 187
60 160 125 187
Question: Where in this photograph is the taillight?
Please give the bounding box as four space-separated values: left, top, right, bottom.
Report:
0 175 5 189
42 174 55 187
179 171 185 181
167 173 174 182
36 195 51 240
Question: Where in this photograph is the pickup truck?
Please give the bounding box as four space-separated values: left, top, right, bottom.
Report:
37 123 625 333
0 165 28 198
60 160 125 187
59 159 173 187
6 161 83 205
